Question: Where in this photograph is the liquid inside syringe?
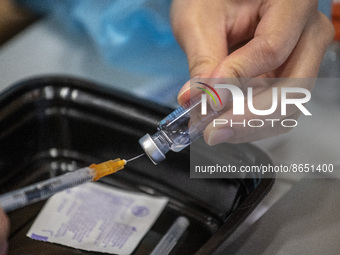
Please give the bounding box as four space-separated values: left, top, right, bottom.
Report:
0 155 144 213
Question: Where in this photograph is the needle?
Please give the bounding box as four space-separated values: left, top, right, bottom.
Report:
125 153 145 163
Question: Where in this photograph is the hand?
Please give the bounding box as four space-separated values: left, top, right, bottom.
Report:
0 208 9 255
171 0 334 144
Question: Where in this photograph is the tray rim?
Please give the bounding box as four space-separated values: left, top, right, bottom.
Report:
0 75 276 255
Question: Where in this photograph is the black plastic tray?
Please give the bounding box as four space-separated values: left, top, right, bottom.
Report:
0 77 274 255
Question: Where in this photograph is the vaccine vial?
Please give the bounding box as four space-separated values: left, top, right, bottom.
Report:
139 96 220 164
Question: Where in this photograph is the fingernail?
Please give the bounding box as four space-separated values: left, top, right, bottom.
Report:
178 81 190 98
208 128 235 146
178 76 202 105
177 89 190 107
0 241 8 255
178 75 200 93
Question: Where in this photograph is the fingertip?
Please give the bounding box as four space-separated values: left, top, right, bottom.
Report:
177 80 191 106
205 128 235 146
178 76 204 105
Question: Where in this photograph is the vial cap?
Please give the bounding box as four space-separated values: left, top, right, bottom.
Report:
139 134 166 165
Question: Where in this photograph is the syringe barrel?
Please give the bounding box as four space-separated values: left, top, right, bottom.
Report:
150 216 190 255
139 96 220 164
0 167 95 212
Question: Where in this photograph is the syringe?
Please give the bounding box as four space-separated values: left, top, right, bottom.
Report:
150 216 190 255
0 154 144 213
